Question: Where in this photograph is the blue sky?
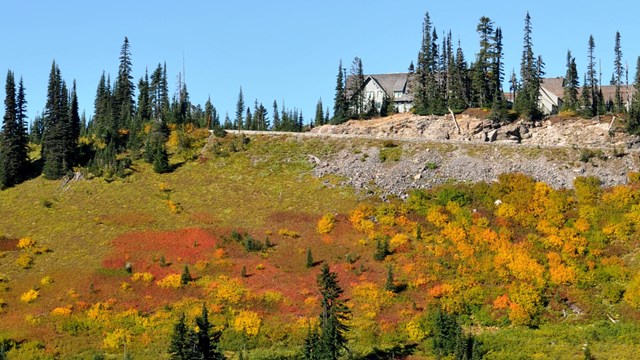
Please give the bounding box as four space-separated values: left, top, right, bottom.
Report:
1 1 639 125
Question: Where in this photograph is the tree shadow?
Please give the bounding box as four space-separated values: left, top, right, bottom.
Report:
351 344 417 360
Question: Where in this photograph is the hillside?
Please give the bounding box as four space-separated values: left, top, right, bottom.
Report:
0 131 640 359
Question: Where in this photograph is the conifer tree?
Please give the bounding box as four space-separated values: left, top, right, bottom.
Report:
332 60 348 124
314 98 324 127
245 107 252 130
272 100 281 130
515 12 542 120
348 57 365 118
472 16 494 108
42 61 75 179
136 70 152 124
384 265 395 292
586 35 598 117
315 263 349 360
69 81 81 149
114 37 136 131
150 63 170 120
1 71 29 188
626 57 640 134
235 87 245 130
306 248 314 268
562 51 580 112
180 265 192 285
613 31 624 112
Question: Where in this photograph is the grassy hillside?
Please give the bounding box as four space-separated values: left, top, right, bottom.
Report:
1 133 640 359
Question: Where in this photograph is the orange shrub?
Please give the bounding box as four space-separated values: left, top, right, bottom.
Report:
493 294 510 310
17 237 36 249
349 204 375 234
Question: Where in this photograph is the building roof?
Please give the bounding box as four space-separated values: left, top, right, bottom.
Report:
541 77 636 105
346 73 414 102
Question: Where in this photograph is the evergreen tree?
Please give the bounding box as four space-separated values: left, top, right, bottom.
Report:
180 264 192 285
145 119 170 173
42 61 75 179
168 307 223 360
92 71 115 139
306 248 314 268
332 60 348 124
1 71 29 188
613 31 624 112
348 57 365 118
472 17 494 108
384 265 395 292
69 81 81 150
235 87 244 130
30 112 45 144
150 63 170 120
303 322 321 360
168 313 192 359
136 70 152 123
514 12 542 120
488 27 507 122
314 98 324 127
114 37 136 131
626 57 640 134
562 51 580 112
315 264 349 360
245 107 252 130
204 96 219 129
586 35 598 117
449 40 470 110
272 100 281 130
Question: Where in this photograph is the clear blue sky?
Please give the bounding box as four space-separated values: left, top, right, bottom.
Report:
1 1 639 126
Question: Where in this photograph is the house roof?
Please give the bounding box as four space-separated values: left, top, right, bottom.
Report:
541 77 636 105
346 73 414 102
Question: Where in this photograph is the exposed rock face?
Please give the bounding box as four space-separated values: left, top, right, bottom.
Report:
308 113 640 197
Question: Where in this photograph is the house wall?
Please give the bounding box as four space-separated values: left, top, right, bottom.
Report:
362 80 386 109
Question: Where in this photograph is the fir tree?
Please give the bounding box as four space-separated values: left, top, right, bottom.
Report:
613 31 624 112
69 81 81 152
472 16 494 108
1 71 29 188
180 265 192 285
314 264 350 360
626 57 640 134
235 87 244 130
384 265 395 292
348 57 365 118
136 70 152 123
586 35 598 117
515 12 542 120
42 61 75 179
562 51 580 112
150 63 170 121
145 119 170 173
272 100 281 130
306 248 314 268
332 60 348 124
114 37 136 131
92 71 114 139
314 98 324 127
168 313 191 359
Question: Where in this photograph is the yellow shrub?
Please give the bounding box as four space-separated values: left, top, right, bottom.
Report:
51 306 72 316
256 263 265 270
165 200 183 214
349 204 375 233
0 298 6 313
233 310 262 336
426 207 449 228
15 253 34 269
624 273 640 309
405 318 428 342
40 276 53 285
120 282 132 290
158 182 172 192
20 289 39 303
156 273 182 289
316 213 336 235
278 228 300 238
17 237 36 249
389 233 409 251
103 328 131 350
131 272 155 283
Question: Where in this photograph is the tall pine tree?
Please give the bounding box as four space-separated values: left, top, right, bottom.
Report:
626 57 640 134
1 71 29 188
562 51 580 112
515 12 542 120
114 37 136 131
235 87 244 130
332 60 348 124
613 31 624 112
42 61 75 179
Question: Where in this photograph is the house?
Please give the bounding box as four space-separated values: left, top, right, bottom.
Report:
346 73 414 113
539 77 636 115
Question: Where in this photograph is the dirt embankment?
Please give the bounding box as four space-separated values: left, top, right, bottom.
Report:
307 112 640 197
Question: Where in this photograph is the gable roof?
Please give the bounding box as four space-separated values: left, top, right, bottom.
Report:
541 77 636 105
346 73 414 102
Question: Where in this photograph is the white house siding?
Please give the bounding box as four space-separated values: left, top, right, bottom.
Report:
363 79 386 108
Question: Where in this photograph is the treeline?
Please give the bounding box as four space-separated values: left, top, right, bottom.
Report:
331 10 640 132
0 37 311 188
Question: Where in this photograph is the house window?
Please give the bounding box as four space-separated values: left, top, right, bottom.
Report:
394 91 403 98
